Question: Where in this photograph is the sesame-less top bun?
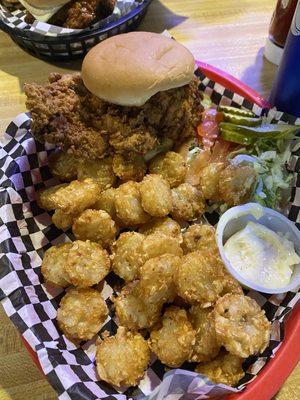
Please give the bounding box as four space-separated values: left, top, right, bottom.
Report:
81 32 195 107
25 0 70 8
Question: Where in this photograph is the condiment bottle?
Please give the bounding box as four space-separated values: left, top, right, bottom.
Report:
264 0 298 65
269 1 300 117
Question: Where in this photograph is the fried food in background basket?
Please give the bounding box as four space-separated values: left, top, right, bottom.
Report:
12 0 116 28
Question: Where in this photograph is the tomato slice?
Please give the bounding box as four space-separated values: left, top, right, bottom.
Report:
197 108 224 150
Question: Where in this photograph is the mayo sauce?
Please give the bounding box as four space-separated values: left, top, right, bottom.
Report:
224 221 300 289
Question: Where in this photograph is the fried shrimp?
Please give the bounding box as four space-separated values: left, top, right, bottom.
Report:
140 174 173 217
115 181 150 226
114 281 161 330
198 162 224 201
188 306 220 362
41 243 72 287
65 240 110 288
36 184 68 210
139 254 181 304
111 232 145 282
77 157 116 191
149 307 196 367
52 209 75 230
138 217 181 238
46 178 99 214
171 183 205 221
213 294 271 358
57 288 108 341
112 153 146 182
141 232 183 262
149 151 187 188
72 209 117 249
182 223 219 254
96 327 150 387
175 251 224 306
48 150 78 182
218 164 256 206
196 351 245 387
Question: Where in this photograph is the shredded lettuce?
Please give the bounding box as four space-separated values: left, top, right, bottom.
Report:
230 138 297 210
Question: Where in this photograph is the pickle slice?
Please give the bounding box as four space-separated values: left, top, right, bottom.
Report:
219 122 299 139
223 113 262 126
218 105 255 118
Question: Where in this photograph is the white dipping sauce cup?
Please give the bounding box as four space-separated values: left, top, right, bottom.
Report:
216 203 300 294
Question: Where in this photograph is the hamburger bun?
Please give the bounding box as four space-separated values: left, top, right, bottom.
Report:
82 32 195 107
24 0 70 8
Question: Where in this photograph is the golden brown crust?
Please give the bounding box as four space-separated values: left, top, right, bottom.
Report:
149 151 187 188
140 174 173 217
171 183 205 221
57 288 108 341
96 327 150 387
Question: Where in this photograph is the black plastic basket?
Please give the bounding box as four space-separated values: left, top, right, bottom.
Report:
0 0 152 60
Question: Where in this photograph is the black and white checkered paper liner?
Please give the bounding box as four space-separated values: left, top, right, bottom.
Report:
0 71 299 400
0 0 142 36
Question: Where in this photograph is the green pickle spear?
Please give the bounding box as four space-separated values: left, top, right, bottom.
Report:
222 113 262 126
219 122 299 144
218 105 255 118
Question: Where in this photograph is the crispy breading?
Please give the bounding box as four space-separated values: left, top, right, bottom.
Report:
196 351 245 387
171 183 205 221
111 232 145 282
96 327 150 387
138 217 181 238
41 243 72 287
149 151 187 188
65 240 110 288
77 157 116 191
214 294 271 358
140 174 173 217
188 306 220 362
112 153 146 182
182 223 219 254
57 288 108 341
72 209 117 249
149 306 196 368
25 74 202 159
48 150 78 182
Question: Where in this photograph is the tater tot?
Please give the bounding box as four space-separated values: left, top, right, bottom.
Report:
52 209 75 230
115 181 150 226
111 232 145 282
57 288 108 341
175 251 224 306
198 162 224 201
65 240 110 288
140 174 172 217
72 209 117 249
48 150 78 182
48 179 99 215
114 281 161 330
139 254 180 304
218 164 256 206
182 223 219 254
149 306 196 367
112 153 146 182
77 157 116 191
41 243 72 287
36 184 68 211
188 306 220 362
141 232 183 262
138 217 182 238
93 188 117 218
149 151 187 188
96 327 150 387
171 183 205 221
213 294 270 358
196 351 245 387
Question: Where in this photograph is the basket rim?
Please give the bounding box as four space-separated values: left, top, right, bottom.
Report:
0 0 152 42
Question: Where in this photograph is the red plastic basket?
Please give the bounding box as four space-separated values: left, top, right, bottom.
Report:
21 61 300 399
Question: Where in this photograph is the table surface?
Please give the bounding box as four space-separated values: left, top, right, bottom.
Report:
0 0 299 399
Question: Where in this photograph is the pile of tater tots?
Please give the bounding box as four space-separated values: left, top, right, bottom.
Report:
38 150 270 388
